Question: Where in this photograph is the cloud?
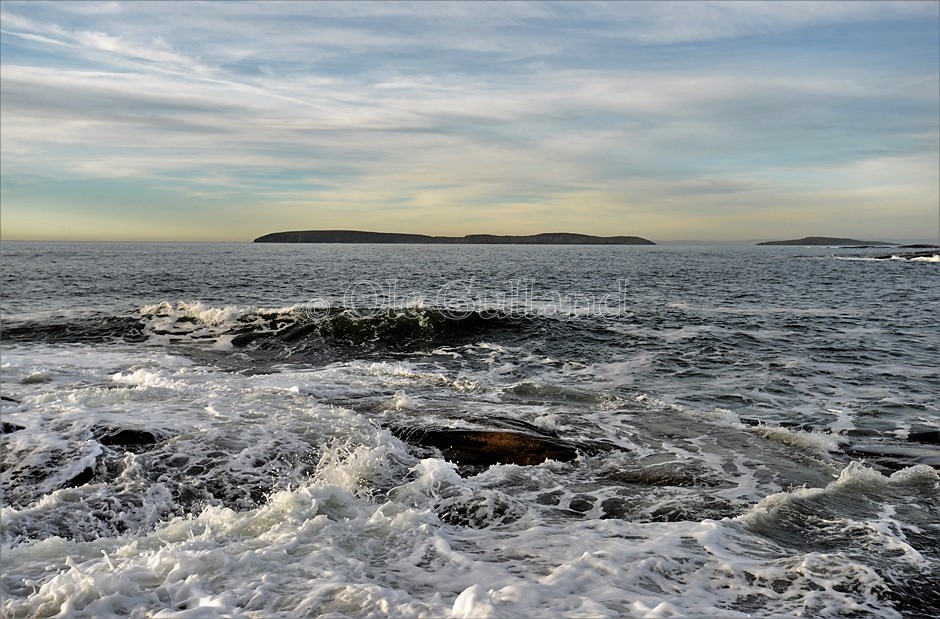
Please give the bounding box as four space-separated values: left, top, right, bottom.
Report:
573 0 938 45
0 10 211 75
0 1 937 241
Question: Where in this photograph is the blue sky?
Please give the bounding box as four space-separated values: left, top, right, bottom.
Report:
1 1 937 242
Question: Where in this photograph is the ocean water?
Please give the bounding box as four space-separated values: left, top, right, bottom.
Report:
1 242 938 618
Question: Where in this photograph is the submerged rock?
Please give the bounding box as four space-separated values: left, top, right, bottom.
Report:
392 427 580 466
92 427 162 447
91 426 167 453
63 466 96 488
1 421 25 434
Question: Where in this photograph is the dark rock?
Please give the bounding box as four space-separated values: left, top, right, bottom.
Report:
606 466 722 487
536 491 562 505
1 421 25 434
1 395 21 403
64 466 95 488
600 497 631 519
568 496 596 512
230 332 259 347
899 244 940 249
391 427 580 466
94 427 161 446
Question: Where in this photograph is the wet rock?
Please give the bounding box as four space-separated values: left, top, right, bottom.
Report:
600 497 630 519
91 426 166 453
1 395 21 403
64 466 95 488
93 427 162 447
568 495 596 512
1 421 25 434
536 491 562 505
606 466 722 488
392 427 580 466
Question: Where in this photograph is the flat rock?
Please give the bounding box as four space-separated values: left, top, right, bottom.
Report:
1 421 25 434
392 427 580 466
93 427 162 446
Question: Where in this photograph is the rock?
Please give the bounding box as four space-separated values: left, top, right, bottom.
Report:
391 427 580 466
93 427 161 446
568 496 596 512
536 491 562 505
64 466 95 488
1 421 25 434
600 497 630 519
1 395 21 403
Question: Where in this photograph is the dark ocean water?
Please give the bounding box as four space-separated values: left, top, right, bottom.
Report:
1 242 938 618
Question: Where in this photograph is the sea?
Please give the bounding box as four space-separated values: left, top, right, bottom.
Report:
1 241 938 618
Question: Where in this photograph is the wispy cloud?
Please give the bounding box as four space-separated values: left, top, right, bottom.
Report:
1 1 937 241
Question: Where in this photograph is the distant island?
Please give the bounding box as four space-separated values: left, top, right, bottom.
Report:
254 230 655 245
757 236 892 246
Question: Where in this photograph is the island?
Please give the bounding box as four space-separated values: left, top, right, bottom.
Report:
756 236 892 246
254 230 655 245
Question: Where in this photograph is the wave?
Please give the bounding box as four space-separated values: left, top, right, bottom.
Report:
0 314 147 344
2 301 538 362
832 252 940 263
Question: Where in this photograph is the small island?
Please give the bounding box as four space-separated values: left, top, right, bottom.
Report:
255 230 655 245
757 236 892 246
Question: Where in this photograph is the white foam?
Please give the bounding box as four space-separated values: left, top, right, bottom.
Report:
825 408 856 434
740 461 939 526
391 390 414 411
3 338 935 619
140 300 304 326
2 460 918 618
749 424 842 452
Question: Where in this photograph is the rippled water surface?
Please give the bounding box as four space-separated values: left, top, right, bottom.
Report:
2 242 938 618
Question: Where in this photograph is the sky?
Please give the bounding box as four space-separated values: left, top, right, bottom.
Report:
1 1 938 242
